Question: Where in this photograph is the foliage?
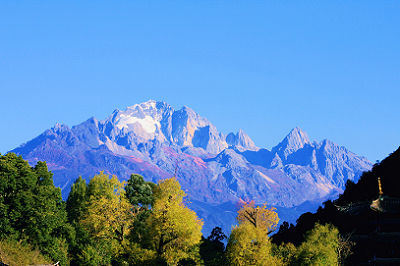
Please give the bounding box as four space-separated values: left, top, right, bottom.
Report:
0 153 70 265
236 200 279 234
337 233 355 266
226 200 282 266
273 242 298 266
125 174 155 248
125 173 155 208
200 227 227 266
66 176 87 224
295 223 339 266
226 222 282 266
1 152 355 266
81 172 133 244
271 147 400 264
123 242 159 266
66 177 91 265
148 177 203 265
71 172 134 265
0 236 53 266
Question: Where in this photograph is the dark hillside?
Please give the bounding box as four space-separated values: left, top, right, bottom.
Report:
335 146 400 205
272 146 400 264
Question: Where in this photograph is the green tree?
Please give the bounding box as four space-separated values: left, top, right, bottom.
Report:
200 227 227 266
0 153 37 238
273 242 298 266
0 153 70 265
66 176 87 224
125 173 155 208
125 174 155 247
66 176 91 266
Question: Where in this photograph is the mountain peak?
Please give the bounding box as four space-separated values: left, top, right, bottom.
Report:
287 127 310 144
226 129 259 152
52 123 71 134
180 105 197 117
106 100 166 134
273 127 311 158
126 100 158 113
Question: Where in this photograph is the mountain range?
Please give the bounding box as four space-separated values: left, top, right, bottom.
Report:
10 100 372 235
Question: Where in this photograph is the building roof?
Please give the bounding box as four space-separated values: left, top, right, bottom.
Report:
335 177 400 215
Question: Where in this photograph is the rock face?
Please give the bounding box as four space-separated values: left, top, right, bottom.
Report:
10 100 372 235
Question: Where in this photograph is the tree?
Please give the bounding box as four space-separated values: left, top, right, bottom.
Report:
148 177 203 265
273 242 298 266
236 200 279 234
125 173 154 209
81 172 133 244
226 200 282 266
0 153 37 238
295 223 339 266
226 223 282 266
200 227 227 266
337 232 355 266
77 172 134 265
0 236 52 266
125 174 155 247
66 176 91 265
0 153 70 266
66 176 88 224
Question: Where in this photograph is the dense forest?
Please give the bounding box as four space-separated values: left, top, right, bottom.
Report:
3 148 399 266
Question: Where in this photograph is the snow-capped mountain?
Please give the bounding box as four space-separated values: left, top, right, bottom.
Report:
10 100 372 235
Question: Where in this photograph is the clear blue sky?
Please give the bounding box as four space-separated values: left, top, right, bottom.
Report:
1 1 399 163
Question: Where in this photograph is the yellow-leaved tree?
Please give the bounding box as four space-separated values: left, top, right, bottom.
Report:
226 200 282 266
148 177 203 265
82 172 134 243
79 172 134 265
236 200 279 234
295 223 340 266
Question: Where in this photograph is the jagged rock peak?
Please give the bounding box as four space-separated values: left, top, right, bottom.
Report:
273 127 311 158
214 148 248 168
51 123 71 133
286 127 310 146
226 129 259 151
177 105 206 122
126 100 160 113
114 100 171 116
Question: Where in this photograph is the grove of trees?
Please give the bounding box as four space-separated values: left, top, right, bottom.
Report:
0 153 350 266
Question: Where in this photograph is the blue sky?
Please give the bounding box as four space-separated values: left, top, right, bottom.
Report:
1 1 399 163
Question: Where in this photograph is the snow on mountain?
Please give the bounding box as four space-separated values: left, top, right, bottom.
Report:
112 100 163 133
